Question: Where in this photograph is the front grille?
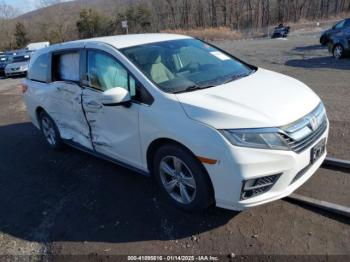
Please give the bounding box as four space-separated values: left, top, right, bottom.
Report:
280 118 327 153
279 103 327 153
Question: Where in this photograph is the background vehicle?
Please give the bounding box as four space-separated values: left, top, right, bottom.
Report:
328 28 350 59
26 42 50 51
0 53 9 77
320 18 350 46
271 24 290 38
0 51 16 76
5 51 31 77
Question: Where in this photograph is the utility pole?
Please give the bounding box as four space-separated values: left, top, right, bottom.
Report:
122 20 128 34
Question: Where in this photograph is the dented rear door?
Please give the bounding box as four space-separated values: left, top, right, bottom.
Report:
48 47 93 149
49 81 92 149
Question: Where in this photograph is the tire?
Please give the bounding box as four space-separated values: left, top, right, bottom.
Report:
320 36 327 46
333 44 344 60
153 144 214 212
39 111 63 150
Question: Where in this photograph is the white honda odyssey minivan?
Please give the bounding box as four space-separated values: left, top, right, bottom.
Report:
23 34 328 212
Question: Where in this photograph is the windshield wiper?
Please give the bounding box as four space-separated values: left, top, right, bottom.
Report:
174 84 214 94
221 72 251 85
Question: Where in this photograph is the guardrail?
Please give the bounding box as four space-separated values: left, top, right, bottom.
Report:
286 194 350 218
285 156 350 219
322 157 350 172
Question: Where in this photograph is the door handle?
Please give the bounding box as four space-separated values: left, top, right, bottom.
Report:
86 101 102 109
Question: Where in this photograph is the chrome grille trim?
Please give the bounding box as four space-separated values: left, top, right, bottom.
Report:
279 103 327 153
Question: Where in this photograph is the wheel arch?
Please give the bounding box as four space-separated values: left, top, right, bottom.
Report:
35 106 46 127
146 137 215 196
333 42 344 51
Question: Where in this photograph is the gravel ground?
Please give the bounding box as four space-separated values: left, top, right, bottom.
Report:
0 31 349 260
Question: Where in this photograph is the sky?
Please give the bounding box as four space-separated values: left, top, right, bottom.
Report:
3 0 71 13
2 0 38 12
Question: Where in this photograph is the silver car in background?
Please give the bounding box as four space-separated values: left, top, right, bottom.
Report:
5 52 31 77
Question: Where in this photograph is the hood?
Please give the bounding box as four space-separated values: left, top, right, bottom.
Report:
176 68 320 129
6 62 28 69
322 29 333 36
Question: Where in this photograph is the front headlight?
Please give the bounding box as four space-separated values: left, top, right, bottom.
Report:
220 128 290 150
20 65 28 71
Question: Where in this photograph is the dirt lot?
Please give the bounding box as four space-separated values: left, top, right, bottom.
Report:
0 31 349 259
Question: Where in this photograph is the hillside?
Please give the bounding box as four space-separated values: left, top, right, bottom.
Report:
1 0 349 51
18 0 136 21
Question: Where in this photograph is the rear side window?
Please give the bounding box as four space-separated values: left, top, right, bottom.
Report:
28 53 49 82
52 52 80 82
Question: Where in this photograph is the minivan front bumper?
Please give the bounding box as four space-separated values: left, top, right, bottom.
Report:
204 124 329 211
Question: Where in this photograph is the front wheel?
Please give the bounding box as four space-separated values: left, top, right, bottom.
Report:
320 36 327 46
333 44 344 59
153 144 214 212
39 111 63 150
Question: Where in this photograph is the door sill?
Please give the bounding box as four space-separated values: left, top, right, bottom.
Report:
63 139 150 177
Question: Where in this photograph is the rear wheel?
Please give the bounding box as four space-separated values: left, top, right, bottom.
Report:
153 144 214 212
333 44 344 59
39 111 63 150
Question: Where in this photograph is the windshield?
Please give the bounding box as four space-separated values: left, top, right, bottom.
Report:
11 55 30 63
121 39 254 93
334 20 345 29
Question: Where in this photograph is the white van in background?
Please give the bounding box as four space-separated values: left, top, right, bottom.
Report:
26 42 50 51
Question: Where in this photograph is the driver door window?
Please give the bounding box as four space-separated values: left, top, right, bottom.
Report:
87 51 128 92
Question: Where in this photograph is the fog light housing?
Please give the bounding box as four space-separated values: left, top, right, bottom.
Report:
240 174 281 200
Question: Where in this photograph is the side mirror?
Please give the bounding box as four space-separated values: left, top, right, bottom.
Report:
101 87 131 107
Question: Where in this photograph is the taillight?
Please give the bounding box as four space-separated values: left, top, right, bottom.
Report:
20 83 28 93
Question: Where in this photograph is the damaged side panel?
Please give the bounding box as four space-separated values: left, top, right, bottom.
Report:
45 82 93 150
81 88 144 170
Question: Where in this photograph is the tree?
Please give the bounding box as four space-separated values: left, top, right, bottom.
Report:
14 22 29 48
116 3 152 33
76 9 113 39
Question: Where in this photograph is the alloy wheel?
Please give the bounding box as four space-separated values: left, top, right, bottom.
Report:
159 156 197 205
41 116 57 146
334 45 343 59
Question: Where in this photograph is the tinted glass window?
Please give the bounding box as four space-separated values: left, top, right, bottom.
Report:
344 19 350 27
121 39 253 94
12 55 30 63
87 51 128 92
28 53 49 82
53 52 80 82
335 20 345 29
86 50 153 104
